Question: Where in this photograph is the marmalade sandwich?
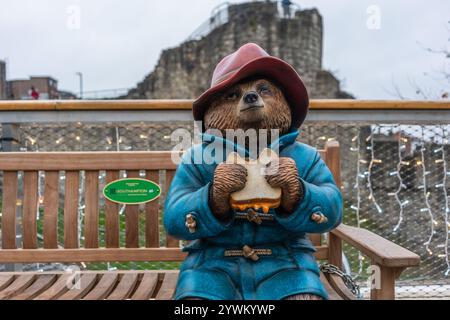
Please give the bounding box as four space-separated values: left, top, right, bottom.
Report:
227 149 282 214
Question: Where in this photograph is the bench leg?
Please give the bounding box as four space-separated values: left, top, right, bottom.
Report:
370 264 403 300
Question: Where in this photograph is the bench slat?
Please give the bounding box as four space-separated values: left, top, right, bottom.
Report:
22 171 39 249
2 171 18 249
10 274 57 300
44 171 59 249
0 152 177 171
64 171 79 249
85 171 99 248
130 273 158 300
0 246 327 264
82 273 119 300
155 272 178 300
0 274 36 300
57 273 98 300
125 171 140 248
145 170 160 248
0 270 349 301
34 274 72 300
165 170 179 248
105 171 120 248
0 275 15 291
106 273 139 300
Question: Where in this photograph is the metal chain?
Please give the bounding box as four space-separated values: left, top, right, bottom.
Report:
320 263 361 298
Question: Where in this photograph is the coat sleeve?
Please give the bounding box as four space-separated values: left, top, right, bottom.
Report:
275 147 343 234
163 148 234 241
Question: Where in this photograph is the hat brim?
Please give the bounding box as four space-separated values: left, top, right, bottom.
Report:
193 56 309 129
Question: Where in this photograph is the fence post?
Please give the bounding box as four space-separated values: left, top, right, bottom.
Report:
1 123 21 152
0 123 23 272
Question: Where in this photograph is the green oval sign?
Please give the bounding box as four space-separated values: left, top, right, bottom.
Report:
103 179 161 205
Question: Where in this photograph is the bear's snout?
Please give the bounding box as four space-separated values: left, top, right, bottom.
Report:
240 91 264 112
243 91 259 104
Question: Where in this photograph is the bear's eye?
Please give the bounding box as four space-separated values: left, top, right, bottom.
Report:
225 91 240 100
259 84 272 95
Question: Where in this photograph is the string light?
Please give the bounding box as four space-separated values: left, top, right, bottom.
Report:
115 126 127 217
367 126 383 214
115 126 121 151
77 171 85 243
350 130 364 274
27 136 36 145
439 126 450 276
37 172 44 220
420 126 435 255
393 129 407 232
315 135 328 149
34 142 44 221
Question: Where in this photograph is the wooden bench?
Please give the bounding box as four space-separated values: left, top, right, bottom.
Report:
0 141 420 300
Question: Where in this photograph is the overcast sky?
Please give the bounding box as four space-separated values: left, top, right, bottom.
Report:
1 0 449 99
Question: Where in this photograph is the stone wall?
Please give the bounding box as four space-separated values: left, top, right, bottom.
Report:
127 1 352 100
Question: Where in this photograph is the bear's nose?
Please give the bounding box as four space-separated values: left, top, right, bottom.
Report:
243 92 259 104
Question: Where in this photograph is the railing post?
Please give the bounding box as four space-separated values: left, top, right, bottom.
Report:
326 140 343 269
0 123 23 272
324 140 341 188
328 232 343 269
1 123 21 152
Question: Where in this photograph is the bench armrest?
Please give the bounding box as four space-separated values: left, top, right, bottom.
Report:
331 224 420 268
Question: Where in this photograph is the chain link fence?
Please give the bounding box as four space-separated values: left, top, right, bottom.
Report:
1 119 450 299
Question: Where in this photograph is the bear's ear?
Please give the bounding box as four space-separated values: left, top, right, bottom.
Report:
258 148 279 166
226 152 246 165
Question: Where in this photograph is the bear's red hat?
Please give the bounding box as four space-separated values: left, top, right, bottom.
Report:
193 43 309 129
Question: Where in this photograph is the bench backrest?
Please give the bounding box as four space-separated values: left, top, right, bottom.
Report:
0 141 340 264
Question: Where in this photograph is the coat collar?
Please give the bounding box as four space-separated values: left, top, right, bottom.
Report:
201 129 300 159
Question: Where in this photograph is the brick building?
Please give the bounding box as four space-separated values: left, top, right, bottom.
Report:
7 76 59 100
0 60 6 99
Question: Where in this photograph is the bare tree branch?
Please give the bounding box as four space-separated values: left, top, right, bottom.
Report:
390 24 449 100
383 76 406 100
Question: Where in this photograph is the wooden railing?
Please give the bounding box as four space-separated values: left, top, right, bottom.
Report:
0 100 448 124
0 99 449 111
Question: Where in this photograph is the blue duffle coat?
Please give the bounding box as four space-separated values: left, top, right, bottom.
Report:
164 129 343 300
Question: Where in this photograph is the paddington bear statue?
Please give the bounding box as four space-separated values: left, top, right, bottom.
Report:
164 43 343 300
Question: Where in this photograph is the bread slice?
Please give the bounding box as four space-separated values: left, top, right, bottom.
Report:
227 149 282 213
